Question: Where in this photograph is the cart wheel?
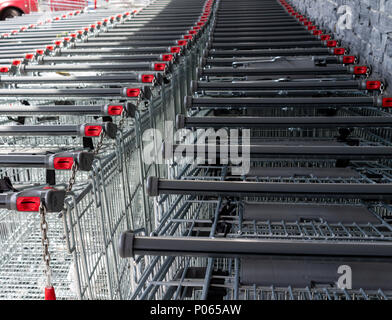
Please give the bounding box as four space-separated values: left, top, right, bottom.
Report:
0 8 22 20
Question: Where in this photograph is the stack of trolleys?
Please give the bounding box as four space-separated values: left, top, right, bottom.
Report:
0 0 213 300
119 0 392 300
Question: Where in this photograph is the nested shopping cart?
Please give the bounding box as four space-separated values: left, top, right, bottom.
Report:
0 0 212 300
118 0 392 300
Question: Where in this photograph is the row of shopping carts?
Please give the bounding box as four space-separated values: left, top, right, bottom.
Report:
118 0 392 300
0 0 212 299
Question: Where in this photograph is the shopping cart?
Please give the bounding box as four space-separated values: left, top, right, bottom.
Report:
0 0 212 300
117 0 392 301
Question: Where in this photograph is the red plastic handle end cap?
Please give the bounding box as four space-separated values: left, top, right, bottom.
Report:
85 125 102 137
108 105 124 115
320 34 331 41
154 63 166 71
16 197 40 212
141 74 154 83
334 48 346 55
353 66 368 75
366 81 381 90
162 54 173 61
342 56 356 64
382 98 392 107
170 47 181 53
326 40 338 47
53 157 74 170
126 88 141 97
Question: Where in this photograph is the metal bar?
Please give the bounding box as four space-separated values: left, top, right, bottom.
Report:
0 187 65 212
168 144 392 160
199 66 358 77
0 122 117 138
146 177 392 200
208 48 341 57
119 231 392 259
185 96 382 108
177 115 392 129
0 151 93 171
192 80 369 91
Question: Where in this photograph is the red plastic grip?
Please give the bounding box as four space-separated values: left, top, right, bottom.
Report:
154 63 166 71
366 81 381 90
162 54 173 61
170 47 181 53
382 98 392 107
53 157 74 170
108 105 123 115
141 74 154 83
177 40 188 46
16 197 40 212
84 125 102 137
126 88 141 97
342 56 356 64
326 40 338 47
334 48 346 55
44 287 56 300
353 66 368 75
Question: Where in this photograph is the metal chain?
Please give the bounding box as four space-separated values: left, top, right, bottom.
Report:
380 83 385 95
117 110 126 131
65 161 78 193
93 132 106 155
64 129 108 197
39 203 52 287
